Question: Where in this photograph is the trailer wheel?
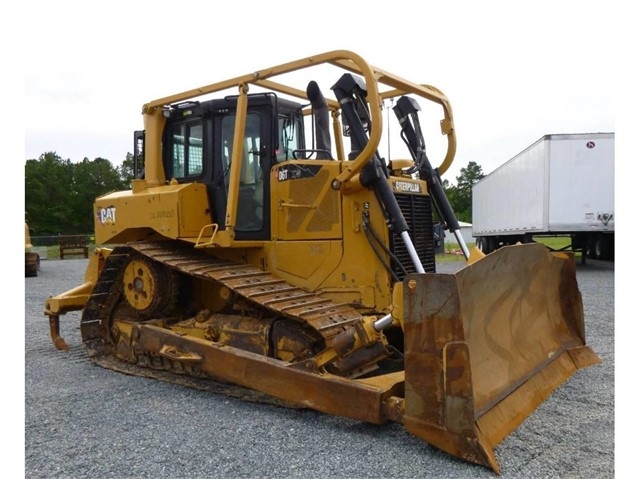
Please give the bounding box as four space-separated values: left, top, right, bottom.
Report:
585 236 596 259
594 237 602 260
476 237 486 253
594 234 611 261
477 237 496 254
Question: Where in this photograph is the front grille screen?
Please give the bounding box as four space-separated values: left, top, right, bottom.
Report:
389 194 436 279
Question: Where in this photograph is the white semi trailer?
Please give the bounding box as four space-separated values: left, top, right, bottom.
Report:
472 132 614 260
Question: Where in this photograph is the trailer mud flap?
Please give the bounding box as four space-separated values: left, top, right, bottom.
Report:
402 243 601 473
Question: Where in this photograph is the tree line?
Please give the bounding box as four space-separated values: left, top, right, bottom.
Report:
25 152 134 236
24 152 483 236
441 161 484 224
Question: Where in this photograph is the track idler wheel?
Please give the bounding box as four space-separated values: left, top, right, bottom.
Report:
122 255 179 317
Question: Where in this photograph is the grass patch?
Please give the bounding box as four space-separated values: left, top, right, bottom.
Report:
436 235 580 262
43 244 97 260
436 243 474 262
532 236 572 250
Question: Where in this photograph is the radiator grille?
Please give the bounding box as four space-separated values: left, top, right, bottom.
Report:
390 194 436 279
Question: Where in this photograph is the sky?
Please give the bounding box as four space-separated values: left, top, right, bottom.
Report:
10 0 639 474
18 1 634 182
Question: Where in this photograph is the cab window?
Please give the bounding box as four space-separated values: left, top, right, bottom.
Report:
277 115 301 161
170 122 203 178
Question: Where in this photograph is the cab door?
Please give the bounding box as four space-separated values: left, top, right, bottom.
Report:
219 110 271 241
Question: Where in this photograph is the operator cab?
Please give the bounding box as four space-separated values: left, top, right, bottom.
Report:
155 93 306 241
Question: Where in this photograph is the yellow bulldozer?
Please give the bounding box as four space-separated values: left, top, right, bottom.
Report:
44 50 600 473
25 222 40 277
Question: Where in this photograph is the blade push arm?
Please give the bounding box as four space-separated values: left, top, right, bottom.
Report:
394 96 470 260
332 74 425 274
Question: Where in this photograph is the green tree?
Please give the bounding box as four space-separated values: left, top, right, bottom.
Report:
25 153 130 235
71 158 126 232
25 152 75 235
118 152 135 186
442 161 484 223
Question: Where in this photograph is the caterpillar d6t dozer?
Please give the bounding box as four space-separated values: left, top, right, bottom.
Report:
44 50 600 473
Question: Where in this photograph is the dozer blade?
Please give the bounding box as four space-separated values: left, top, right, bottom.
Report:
402 243 601 473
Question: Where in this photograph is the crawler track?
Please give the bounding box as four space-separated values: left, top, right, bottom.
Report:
79 240 367 400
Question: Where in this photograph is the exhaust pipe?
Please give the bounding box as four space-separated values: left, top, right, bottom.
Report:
306 81 332 159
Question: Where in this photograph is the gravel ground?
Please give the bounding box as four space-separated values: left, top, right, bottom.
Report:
22 255 615 479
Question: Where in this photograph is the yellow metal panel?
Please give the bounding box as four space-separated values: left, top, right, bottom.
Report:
273 161 342 240
273 240 338 281
94 183 211 245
